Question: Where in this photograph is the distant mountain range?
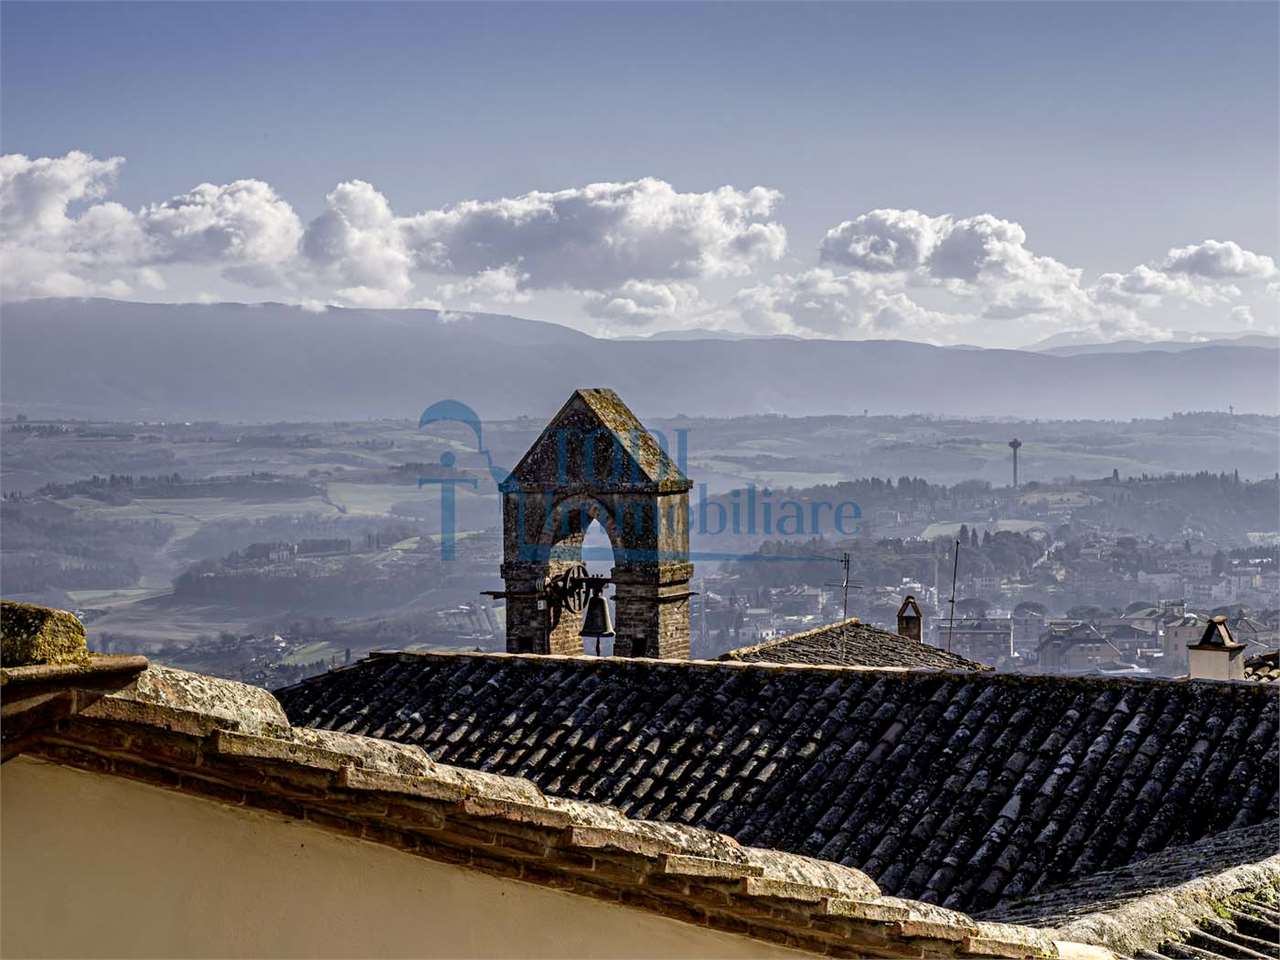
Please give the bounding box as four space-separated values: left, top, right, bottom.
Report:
2 298 1277 422
1026 328 1279 355
1035 335 1280 356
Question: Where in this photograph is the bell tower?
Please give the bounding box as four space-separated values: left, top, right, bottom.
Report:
496 389 693 659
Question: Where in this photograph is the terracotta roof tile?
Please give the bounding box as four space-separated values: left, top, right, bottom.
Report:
277 653 1279 914
22 662 1097 960
983 822 1280 959
1246 652 1280 684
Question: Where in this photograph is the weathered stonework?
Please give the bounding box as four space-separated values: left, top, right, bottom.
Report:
1 600 90 667
499 389 693 659
12 661 1098 959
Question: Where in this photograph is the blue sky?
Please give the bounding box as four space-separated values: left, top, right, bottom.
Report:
2 2 1276 345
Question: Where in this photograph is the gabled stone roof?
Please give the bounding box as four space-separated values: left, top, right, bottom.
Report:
14 661 1102 960
722 618 989 671
502 388 688 493
277 652 1279 915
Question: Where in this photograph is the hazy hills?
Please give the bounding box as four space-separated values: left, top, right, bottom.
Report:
1035 334 1279 356
3 298 1277 422
1027 328 1279 354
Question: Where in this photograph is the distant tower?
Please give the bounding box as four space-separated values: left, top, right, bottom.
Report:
1008 439 1022 489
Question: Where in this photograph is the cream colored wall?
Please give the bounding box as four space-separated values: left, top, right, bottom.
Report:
1188 647 1243 681
2 757 810 959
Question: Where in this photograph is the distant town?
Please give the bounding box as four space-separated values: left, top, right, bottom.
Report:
2 411 1275 687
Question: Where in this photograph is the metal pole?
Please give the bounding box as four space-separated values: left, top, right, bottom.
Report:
842 552 850 619
947 539 960 652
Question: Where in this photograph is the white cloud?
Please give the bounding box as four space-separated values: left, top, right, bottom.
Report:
819 208 1089 324
3 150 1275 348
402 178 786 288
1089 264 1237 308
436 264 531 306
732 268 963 340
0 152 141 298
296 176 786 308
1230 305 1255 328
583 280 707 326
141 180 301 267
813 207 1280 343
1163 240 1276 279
301 180 413 305
0 151 303 299
0 150 123 239
819 209 941 273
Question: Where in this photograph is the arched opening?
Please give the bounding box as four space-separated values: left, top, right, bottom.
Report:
537 496 621 657
581 518 615 656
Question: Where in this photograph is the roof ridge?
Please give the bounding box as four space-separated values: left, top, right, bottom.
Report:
300 647 1280 696
720 615 870 660
720 616 990 671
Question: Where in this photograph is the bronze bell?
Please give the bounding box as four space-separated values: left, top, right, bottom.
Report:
579 576 615 653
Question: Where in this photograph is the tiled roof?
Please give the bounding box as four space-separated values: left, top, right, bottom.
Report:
1142 891 1278 960
18 661 1098 960
983 822 1280 959
722 618 989 671
1246 652 1280 683
277 652 1279 914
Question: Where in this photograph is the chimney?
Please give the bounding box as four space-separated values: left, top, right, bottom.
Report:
1187 615 1246 681
897 595 922 643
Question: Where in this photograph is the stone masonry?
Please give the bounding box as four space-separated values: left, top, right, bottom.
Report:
498 389 692 658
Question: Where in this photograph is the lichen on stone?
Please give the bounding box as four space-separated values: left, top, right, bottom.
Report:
1 600 90 667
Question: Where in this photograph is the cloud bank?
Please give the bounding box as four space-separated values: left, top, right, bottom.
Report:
1 150 1274 345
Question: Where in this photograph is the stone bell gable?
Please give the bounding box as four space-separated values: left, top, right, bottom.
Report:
499 389 693 658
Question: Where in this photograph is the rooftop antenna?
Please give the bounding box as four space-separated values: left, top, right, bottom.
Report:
947 539 960 652
824 552 862 619
699 577 706 647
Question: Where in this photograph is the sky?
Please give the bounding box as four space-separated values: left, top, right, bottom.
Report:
2 1 1277 347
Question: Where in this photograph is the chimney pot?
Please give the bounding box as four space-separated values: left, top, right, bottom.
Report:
1187 615 1246 681
897 595 923 644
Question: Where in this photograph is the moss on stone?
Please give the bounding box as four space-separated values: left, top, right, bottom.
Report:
1 600 90 667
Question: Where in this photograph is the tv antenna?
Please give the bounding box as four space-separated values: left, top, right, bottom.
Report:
946 539 961 652
824 552 863 619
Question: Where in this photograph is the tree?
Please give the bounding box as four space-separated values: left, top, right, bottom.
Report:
956 598 990 617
